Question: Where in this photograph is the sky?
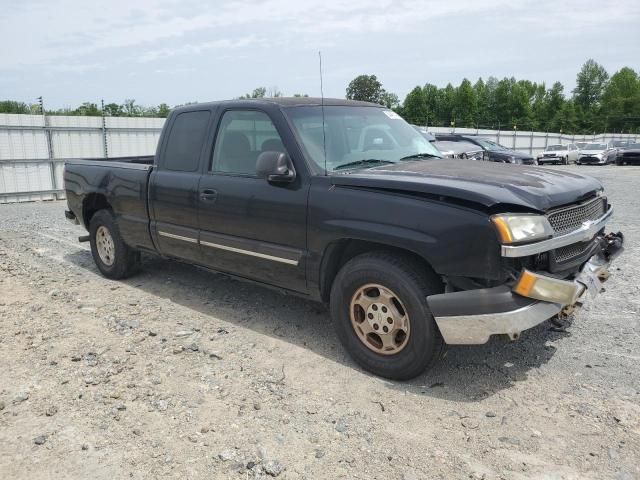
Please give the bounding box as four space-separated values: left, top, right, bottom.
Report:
1 0 639 109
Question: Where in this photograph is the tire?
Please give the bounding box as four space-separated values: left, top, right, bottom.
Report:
563 156 569 165
329 251 445 380
89 209 140 279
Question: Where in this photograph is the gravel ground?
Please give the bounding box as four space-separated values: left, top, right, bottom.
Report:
0 165 639 480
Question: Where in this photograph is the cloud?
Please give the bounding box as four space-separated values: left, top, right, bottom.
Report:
3 0 639 71
138 35 260 62
0 0 524 68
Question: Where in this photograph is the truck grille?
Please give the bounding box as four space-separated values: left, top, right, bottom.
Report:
547 196 607 235
553 240 593 263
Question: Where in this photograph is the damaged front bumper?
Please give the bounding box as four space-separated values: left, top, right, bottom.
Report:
428 232 624 345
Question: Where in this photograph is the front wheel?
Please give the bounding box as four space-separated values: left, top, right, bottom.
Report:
89 209 140 279
330 252 444 380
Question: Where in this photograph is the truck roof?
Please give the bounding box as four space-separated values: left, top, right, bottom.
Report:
172 97 380 113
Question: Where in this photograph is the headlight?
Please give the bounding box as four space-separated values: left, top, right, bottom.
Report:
491 214 554 244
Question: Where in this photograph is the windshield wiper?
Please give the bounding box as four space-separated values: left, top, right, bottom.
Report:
398 153 441 161
333 159 395 170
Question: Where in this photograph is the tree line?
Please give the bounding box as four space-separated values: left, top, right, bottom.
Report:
2 59 638 133
0 99 175 118
346 60 640 134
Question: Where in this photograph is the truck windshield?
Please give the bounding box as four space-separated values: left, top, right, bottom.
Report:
284 106 442 172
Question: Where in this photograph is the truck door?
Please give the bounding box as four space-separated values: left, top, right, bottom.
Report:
197 108 309 293
149 109 211 263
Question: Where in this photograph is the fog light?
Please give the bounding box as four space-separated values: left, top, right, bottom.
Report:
513 270 580 305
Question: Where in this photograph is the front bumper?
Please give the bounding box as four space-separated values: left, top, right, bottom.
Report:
428 232 624 345
578 156 606 164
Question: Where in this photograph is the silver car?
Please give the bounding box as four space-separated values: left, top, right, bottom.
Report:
577 143 611 165
537 144 579 165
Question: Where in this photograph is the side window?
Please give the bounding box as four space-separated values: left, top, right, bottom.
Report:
212 110 286 175
163 110 211 172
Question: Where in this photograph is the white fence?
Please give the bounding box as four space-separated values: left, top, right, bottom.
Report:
0 113 164 204
0 113 638 204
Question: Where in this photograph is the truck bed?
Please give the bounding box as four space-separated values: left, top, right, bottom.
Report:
64 156 155 251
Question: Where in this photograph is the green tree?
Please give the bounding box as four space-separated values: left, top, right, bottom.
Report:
122 99 141 116
473 78 489 127
380 91 400 109
455 78 477 127
75 102 101 116
401 86 428 124
239 87 267 99
601 67 640 132
345 74 385 103
157 103 171 118
0 100 31 114
573 59 609 111
103 103 123 116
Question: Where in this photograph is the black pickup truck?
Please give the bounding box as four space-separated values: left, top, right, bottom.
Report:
64 98 624 380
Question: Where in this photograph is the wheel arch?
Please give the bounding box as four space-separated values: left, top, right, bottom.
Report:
318 238 442 302
82 193 111 229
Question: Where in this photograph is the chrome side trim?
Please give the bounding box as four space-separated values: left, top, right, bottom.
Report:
200 240 299 266
501 207 613 258
158 231 198 244
434 301 563 345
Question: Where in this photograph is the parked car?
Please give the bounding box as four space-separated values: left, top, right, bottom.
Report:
537 144 580 165
615 142 640 165
434 134 536 165
606 139 634 163
63 97 624 380
431 140 487 160
577 143 612 165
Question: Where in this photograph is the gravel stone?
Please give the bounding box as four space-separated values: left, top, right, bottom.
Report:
264 460 284 477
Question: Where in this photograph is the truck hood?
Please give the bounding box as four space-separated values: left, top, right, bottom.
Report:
330 159 602 212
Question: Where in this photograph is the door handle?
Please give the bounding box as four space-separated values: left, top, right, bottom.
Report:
200 189 217 201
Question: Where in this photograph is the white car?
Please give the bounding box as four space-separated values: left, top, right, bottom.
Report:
537 144 579 165
576 143 612 165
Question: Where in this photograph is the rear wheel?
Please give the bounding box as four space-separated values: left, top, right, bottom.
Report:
89 209 140 279
330 252 444 380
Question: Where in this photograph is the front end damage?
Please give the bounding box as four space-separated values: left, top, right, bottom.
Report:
428 227 624 345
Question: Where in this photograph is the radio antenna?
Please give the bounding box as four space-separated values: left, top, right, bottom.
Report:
319 51 327 175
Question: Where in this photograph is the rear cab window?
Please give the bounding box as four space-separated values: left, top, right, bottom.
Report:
162 110 211 172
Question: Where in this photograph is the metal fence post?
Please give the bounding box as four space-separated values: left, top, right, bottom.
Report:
39 96 58 200
529 130 534 155
101 99 109 158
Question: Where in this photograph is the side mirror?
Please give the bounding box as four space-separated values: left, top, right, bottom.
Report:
256 151 296 183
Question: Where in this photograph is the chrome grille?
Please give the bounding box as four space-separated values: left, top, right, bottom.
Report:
547 196 607 235
553 240 593 263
